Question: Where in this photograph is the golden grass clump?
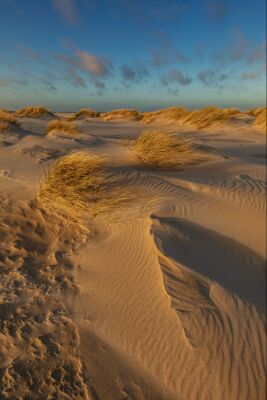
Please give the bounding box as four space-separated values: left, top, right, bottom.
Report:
0 112 21 133
101 109 142 121
181 107 240 129
133 130 195 168
142 107 190 124
16 106 54 117
0 111 20 127
68 108 100 120
38 151 129 217
47 119 80 136
251 108 266 131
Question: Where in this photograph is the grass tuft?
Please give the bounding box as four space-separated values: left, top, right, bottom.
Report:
101 109 142 121
132 130 197 168
68 108 100 120
0 111 20 127
181 107 240 129
142 107 189 124
38 151 129 218
16 106 54 117
141 106 240 129
248 108 266 131
47 119 80 136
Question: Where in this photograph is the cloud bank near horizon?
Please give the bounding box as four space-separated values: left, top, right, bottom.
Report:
0 0 265 110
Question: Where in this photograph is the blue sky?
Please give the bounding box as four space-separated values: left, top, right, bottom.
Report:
0 0 266 111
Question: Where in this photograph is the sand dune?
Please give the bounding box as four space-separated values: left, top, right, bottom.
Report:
101 109 142 121
0 110 266 399
141 106 266 132
16 106 55 119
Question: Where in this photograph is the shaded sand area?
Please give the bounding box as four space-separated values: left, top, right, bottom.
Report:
0 110 266 399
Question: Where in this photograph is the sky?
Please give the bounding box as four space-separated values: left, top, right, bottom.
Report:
0 0 266 111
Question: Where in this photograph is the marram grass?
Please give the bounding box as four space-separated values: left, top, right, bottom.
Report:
132 129 197 168
47 119 80 136
38 151 130 218
16 106 54 117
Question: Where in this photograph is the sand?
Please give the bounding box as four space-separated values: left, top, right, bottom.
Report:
0 114 266 399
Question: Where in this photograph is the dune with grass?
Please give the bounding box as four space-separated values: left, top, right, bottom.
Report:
141 107 190 124
38 151 129 218
142 106 242 130
0 110 20 127
248 108 267 131
0 107 266 400
68 108 100 120
16 106 55 118
101 108 142 121
132 129 202 168
46 119 81 137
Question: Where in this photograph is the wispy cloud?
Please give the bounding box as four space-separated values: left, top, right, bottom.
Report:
197 69 228 88
121 64 149 83
65 66 86 88
76 51 112 77
52 0 78 24
161 69 192 86
57 49 112 91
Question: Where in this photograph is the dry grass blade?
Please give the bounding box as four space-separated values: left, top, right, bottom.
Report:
47 119 80 136
38 151 130 218
133 130 197 168
16 106 54 117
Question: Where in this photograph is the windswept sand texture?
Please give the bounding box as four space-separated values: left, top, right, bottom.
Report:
0 109 266 399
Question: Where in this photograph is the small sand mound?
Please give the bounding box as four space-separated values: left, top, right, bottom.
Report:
132 130 200 168
47 119 80 137
0 111 20 127
141 106 241 129
248 108 266 132
68 108 100 120
38 151 129 217
101 109 142 121
181 107 240 130
142 107 190 124
16 106 55 118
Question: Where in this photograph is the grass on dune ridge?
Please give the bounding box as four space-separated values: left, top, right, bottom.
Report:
133 129 198 168
0 110 21 130
16 106 54 117
248 108 266 131
68 108 100 120
38 151 130 218
141 107 190 124
141 106 240 129
101 109 142 121
47 119 80 136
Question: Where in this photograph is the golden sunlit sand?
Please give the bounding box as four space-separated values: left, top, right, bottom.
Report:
0 107 266 399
